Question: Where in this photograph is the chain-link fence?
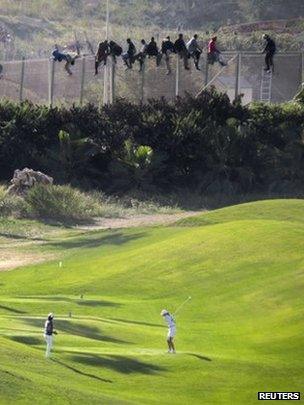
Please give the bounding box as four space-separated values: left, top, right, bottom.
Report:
0 52 303 106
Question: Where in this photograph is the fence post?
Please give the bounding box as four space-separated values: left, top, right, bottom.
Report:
204 56 209 86
301 52 304 86
48 58 55 107
103 64 109 105
110 56 115 104
79 56 86 106
175 54 180 97
140 61 145 103
19 57 25 102
235 53 241 100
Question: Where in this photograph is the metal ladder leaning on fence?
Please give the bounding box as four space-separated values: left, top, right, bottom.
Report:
260 69 273 103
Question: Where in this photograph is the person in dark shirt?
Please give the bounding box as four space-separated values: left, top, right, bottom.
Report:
174 33 190 70
52 45 80 75
109 40 123 63
161 36 175 74
146 37 162 67
44 313 57 358
95 40 109 75
122 38 136 69
262 34 276 73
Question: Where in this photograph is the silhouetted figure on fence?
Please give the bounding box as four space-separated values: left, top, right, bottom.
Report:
95 40 109 75
207 36 227 67
262 34 276 73
135 39 148 72
187 34 202 70
52 45 80 76
174 33 190 70
122 38 136 69
109 40 123 63
146 37 162 67
161 36 175 75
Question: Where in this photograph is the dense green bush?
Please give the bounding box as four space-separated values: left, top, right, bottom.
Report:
0 91 303 197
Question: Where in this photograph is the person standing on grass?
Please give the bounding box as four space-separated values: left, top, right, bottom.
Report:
44 313 57 358
161 309 176 354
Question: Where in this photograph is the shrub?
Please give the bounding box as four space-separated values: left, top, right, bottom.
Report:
23 184 102 221
0 185 24 217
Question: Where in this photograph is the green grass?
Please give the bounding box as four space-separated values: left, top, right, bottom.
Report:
0 199 303 404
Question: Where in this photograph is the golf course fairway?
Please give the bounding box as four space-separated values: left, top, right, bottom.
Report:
0 199 303 404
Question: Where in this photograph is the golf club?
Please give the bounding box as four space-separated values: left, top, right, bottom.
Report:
173 296 192 316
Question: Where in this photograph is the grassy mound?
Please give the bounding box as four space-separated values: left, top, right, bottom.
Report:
0 200 303 404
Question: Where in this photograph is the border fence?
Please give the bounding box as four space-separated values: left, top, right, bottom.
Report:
0 52 303 106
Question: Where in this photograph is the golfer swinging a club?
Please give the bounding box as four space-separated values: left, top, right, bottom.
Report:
44 313 57 358
161 309 176 354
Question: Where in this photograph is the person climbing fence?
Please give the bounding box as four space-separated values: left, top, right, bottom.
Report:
95 40 110 75
52 44 80 76
174 33 190 70
146 37 162 67
187 34 202 70
135 39 148 72
161 36 175 75
122 38 136 69
262 34 276 73
207 36 227 67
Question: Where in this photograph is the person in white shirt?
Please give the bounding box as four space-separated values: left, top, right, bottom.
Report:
161 309 176 353
44 313 57 358
187 34 202 70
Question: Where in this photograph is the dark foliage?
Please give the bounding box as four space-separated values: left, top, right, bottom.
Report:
0 89 303 196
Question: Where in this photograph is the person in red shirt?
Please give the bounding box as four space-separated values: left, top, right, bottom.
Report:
207 36 227 66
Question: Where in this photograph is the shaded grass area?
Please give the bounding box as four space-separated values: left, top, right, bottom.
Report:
0 200 303 404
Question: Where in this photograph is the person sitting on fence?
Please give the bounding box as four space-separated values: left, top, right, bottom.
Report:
161 36 175 75
207 36 227 67
122 38 136 69
135 39 148 72
95 40 110 75
146 37 162 67
52 45 80 76
187 34 202 71
262 34 276 74
109 40 123 63
174 33 190 70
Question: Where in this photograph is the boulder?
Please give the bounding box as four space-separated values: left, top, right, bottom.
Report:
7 168 53 195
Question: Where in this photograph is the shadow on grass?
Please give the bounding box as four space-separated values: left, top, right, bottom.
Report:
45 231 146 250
19 296 121 308
23 318 131 344
0 232 45 241
8 335 41 345
188 353 212 362
71 353 166 375
0 304 26 314
110 318 164 328
51 358 112 383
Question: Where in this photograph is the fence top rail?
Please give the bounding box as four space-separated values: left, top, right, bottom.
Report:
0 51 302 65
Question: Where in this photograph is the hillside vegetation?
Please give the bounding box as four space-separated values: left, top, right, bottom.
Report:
0 199 303 403
0 0 303 59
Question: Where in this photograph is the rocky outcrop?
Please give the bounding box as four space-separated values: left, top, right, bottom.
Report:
7 168 53 195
